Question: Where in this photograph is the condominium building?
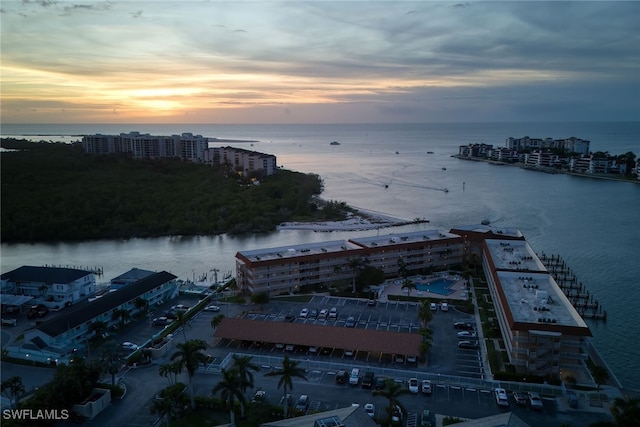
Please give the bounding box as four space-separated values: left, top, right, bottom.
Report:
506 136 590 156
235 230 463 295
202 146 277 176
482 239 591 377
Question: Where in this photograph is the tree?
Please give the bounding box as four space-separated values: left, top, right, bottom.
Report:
591 365 609 391
87 320 108 340
134 297 149 314
346 257 365 293
212 368 245 427
418 301 434 326
211 314 225 331
610 395 640 427
264 354 307 418
170 339 208 408
175 311 191 341
111 308 130 328
397 258 408 278
1 376 25 408
232 354 259 418
401 278 414 296
150 397 172 427
372 378 409 426
159 361 182 386
250 292 270 310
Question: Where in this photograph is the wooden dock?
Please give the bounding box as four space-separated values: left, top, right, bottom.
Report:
538 253 607 321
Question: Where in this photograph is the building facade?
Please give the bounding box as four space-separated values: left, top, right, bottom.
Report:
1 266 95 308
203 146 277 176
235 230 463 295
481 239 591 377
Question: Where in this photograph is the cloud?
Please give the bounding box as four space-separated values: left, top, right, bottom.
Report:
1 1 638 123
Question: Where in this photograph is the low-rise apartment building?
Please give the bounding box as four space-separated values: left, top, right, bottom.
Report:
1 266 95 308
481 239 591 377
203 146 277 176
235 230 463 295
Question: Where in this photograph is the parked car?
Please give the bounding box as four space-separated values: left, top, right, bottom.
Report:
430 302 437 311
1 318 17 327
153 316 172 326
408 378 419 394
454 321 474 330
295 394 309 411
528 391 544 411
27 304 49 318
328 307 338 320
299 308 309 318
284 314 295 322
440 302 449 312
344 349 355 357
421 379 432 394
375 376 387 390
394 355 405 364
364 403 375 417
318 309 329 319
513 391 527 406
495 387 509 407
567 391 579 409
163 311 178 320
309 309 318 318
204 305 220 312
345 316 356 327
251 390 266 403
457 331 477 339
275 343 284 349
171 304 189 312
458 340 479 350
121 342 139 351
391 405 403 423
308 346 318 354
367 299 377 306
421 409 433 427
349 368 360 385
285 344 295 352
335 370 349 384
362 371 375 389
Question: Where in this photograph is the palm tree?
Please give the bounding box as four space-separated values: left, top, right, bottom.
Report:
159 361 182 386
211 314 225 331
111 308 130 329
88 320 108 340
134 297 149 314
232 354 259 418
170 339 208 408
212 368 245 427
591 365 609 391
418 301 434 326
373 378 409 426
175 311 191 341
265 354 307 418
1 376 25 408
346 257 364 293
610 395 640 427
401 278 413 296
150 398 172 427
397 258 408 278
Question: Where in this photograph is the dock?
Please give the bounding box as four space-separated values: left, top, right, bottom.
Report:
538 253 607 321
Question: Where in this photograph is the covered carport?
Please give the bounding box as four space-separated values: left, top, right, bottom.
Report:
1 295 35 314
214 317 421 360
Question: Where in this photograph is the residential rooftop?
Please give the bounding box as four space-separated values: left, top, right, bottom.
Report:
484 239 546 272
349 229 459 248
237 240 363 262
452 224 524 239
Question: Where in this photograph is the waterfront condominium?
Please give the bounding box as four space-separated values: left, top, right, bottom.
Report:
481 239 592 378
235 229 463 296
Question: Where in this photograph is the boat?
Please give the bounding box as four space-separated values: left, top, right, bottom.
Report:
427 151 434 154
443 188 449 193
442 167 447 170
481 219 491 225
330 141 340 145
395 151 399 154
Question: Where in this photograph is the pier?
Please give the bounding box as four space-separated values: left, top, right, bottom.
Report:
538 253 607 321
42 264 103 276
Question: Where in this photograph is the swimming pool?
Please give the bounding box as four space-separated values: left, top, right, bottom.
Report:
415 278 456 296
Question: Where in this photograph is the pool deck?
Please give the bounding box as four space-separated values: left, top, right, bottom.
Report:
378 273 469 302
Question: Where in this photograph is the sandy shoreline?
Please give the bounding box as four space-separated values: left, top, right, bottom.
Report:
277 207 424 232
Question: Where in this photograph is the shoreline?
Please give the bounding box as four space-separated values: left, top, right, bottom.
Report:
452 155 640 184
277 207 427 231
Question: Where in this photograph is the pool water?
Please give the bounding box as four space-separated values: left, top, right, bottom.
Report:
415 278 456 296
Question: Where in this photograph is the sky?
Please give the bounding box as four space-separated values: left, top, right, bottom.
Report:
1 1 639 124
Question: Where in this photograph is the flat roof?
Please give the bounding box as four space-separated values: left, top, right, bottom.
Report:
1 266 92 284
496 271 589 330
215 318 422 357
349 229 460 248
450 225 524 238
237 240 362 262
484 239 546 272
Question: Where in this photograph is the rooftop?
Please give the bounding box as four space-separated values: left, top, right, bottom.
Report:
496 271 589 330
237 240 363 263
484 239 546 272
1 266 92 284
349 229 460 248
450 225 524 239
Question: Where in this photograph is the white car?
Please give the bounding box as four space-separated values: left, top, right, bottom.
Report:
299 308 309 318
121 342 139 351
408 377 419 393
495 387 509 407
364 403 375 417
204 305 220 312
171 304 190 312
457 331 477 339
430 302 437 311
421 379 432 394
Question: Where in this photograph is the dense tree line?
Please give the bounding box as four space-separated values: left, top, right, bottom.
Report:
1 139 350 242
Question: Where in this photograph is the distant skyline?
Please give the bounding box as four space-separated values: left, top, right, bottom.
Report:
1 1 639 124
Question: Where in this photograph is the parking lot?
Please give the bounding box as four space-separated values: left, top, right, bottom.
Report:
220 296 485 379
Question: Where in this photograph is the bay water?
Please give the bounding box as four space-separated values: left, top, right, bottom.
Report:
1 122 639 389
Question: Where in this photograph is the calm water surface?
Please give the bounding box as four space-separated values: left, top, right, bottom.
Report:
1 122 639 389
